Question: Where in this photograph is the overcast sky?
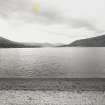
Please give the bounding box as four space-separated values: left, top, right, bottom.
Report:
0 0 105 43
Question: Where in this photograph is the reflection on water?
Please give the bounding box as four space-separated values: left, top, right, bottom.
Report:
0 47 104 78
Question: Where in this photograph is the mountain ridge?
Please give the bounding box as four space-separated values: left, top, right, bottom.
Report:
63 35 105 47
0 36 63 48
0 37 42 48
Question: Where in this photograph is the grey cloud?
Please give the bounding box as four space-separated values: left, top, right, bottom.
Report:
39 10 99 32
0 0 31 18
0 0 100 32
67 18 98 31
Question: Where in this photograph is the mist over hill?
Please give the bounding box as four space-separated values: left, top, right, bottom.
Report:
0 37 63 48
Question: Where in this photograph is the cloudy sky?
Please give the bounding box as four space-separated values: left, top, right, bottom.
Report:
0 0 105 43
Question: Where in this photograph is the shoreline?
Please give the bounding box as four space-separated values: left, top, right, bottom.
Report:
0 78 104 91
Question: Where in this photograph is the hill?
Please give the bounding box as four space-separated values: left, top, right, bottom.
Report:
0 37 42 48
64 35 105 47
0 37 62 48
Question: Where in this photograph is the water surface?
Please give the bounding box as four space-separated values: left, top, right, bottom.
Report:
0 47 105 78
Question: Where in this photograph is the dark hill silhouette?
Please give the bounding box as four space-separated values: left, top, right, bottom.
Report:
63 35 105 47
0 37 42 48
0 36 62 48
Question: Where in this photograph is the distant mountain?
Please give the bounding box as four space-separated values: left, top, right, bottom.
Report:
0 37 42 48
0 37 62 48
63 35 105 47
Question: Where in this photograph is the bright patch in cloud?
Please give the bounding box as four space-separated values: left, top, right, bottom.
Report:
33 1 40 14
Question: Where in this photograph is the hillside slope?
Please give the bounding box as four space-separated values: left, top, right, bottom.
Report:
0 37 42 48
66 35 105 47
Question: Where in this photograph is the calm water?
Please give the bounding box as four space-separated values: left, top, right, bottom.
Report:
0 47 105 78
